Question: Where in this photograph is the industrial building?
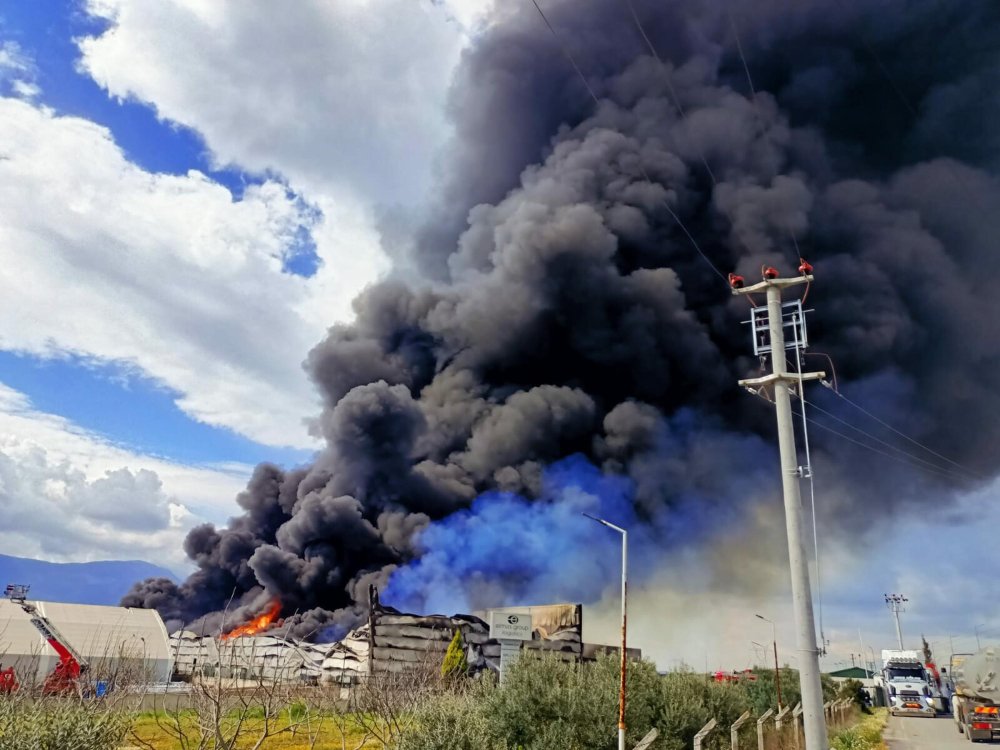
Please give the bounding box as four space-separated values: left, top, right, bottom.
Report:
170 630 328 682
0 597 173 685
170 592 633 685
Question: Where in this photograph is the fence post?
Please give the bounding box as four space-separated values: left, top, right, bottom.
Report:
731 709 752 750
694 718 717 750
792 702 803 749
633 728 659 750
775 704 790 731
756 708 774 750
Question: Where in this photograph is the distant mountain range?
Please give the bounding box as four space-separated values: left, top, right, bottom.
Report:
0 554 177 606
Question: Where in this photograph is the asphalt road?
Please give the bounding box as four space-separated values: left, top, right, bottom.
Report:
884 713 973 749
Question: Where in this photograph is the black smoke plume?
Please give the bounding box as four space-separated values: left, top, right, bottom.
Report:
123 0 1000 637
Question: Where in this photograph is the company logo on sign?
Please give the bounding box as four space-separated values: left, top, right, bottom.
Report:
489 611 533 641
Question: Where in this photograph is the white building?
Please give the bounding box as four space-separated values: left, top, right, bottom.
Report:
0 598 173 684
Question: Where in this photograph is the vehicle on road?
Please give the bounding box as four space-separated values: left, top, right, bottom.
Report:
951 649 1000 743
881 649 939 718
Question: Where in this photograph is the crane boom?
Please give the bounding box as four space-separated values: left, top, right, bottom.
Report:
24 609 89 669
4 583 88 693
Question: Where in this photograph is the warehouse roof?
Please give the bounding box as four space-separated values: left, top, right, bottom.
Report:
828 666 876 679
0 598 172 681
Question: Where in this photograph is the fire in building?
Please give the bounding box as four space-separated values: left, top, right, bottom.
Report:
169 591 636 684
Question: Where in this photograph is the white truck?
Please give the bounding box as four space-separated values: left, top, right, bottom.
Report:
951 649 1000 743
880 649 938 717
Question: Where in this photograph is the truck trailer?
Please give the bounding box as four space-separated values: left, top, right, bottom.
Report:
952 649 1000 743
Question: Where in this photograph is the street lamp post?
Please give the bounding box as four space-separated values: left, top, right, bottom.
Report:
975 624 988 651
756 614 783 709
585 513 628 750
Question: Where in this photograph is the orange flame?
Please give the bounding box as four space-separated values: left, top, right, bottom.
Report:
221 600 282 640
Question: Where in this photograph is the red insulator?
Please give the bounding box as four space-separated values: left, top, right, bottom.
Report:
762 266 779 280
728 273 745 289
798 257 814 275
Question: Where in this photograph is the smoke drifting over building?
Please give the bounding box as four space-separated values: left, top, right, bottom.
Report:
123 0 1000 638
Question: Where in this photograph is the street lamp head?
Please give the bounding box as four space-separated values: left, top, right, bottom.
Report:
582 512 626 534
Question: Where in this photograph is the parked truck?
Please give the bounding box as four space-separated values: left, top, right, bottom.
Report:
880 649 938 717
952 649 1000 743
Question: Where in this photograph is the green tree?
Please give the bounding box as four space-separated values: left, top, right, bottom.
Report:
441 629 468 678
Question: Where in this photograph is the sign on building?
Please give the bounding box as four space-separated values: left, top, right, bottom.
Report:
489 611 532 641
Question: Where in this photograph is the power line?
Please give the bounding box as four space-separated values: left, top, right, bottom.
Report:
802 397 974 482
794 411 965 482
727 9 803 273
750 383 971 481
621 0 718 185
823 385 985 481
726 8 758 101
529 0 601 107
621 0 800 277
749 386 966 480
529 0 730 285
791 314 825 652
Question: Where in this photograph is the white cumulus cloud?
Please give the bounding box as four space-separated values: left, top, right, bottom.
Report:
0 382 252 570
0 40 39 99
78 0 472 204
0 97 388 448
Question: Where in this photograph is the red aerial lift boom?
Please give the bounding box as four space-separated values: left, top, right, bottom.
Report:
3 583 89 694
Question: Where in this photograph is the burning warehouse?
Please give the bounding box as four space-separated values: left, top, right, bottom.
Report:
168 593 633 685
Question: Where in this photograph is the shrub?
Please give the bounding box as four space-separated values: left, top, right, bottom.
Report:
403 654 678 750
441 630 468 678
0 696 133 750
397 683 499 750
830 708 886 750
837 678 866 708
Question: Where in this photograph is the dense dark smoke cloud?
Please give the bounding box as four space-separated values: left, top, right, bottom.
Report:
123 0 1000 636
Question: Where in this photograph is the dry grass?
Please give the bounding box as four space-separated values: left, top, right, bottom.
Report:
128 712 381 749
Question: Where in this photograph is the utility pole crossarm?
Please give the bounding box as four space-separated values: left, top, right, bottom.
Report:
732 274 814 295
738 371 826 388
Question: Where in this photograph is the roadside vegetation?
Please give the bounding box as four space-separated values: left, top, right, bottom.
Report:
0 654 882 750
829 709 888 750
397 654 842 750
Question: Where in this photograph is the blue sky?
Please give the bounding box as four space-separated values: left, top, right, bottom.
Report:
0 352 311 466
3 0 241 186
1 0 320 469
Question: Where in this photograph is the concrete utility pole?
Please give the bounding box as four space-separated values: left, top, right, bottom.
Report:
584 514 628 750
756 614 783 709
884 594 907 649
734 272 828 750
